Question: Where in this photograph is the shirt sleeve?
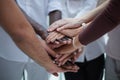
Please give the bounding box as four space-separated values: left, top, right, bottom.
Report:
79 0 120 45
47 0 62 14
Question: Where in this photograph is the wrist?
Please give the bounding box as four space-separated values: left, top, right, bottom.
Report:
76 18 86 25
45 62 59 73
73 35 85 49
73 22 87 49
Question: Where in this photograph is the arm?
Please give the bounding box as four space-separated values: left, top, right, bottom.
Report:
47 10 66 43
0 0 70 74
49 10 62 25
48 5 78 65
76 0 110 24
48 0 110 31
53 0 120 54
22 10 48 40
47 0 65 43
46 0 110 42
78 0 120 45
48 6 82 65
47 1 74 43
47 0 71 44
46 0 120 66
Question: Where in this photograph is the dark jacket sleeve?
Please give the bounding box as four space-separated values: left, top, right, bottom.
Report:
79 0 120 45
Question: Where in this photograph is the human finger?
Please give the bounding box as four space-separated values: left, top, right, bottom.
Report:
50 33 64 43
60 53 75 65
74 47 84 61
59 27 82 37
40 40 57 57
46 32 58 43
48 19 67 32
57 21 81 31
61 62 79 72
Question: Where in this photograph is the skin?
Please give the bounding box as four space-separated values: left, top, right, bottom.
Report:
26 6 78 67
46 0 110 65
46 0 110 43
48 7 83 66
0 0 78 76
24 4 79 73
47 0 110 32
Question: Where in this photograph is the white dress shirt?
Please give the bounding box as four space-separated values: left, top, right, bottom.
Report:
61 0 105 62
0 0 62 62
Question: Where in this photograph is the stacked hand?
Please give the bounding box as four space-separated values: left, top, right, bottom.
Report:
43 18 88 76
32 17 88 76
39 37 80 76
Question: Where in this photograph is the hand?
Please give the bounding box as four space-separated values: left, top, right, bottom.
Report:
55 48 83 66
54 42 77 54
58 22 89 38
46 28 82 43
46 31 72 45
40 39 79 76
47 61 79 77
46 31 65 43
40 39 57 57
57 27 82 37
48 18 83 32
53 35 84 54
40 39 69 57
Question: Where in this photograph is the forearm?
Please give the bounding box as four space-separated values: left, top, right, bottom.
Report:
25 14 48 40
18 6 48 40
49 10 62 25
77 0 110 23
79 0 120 45
69 0 110 37
0 0 54 69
